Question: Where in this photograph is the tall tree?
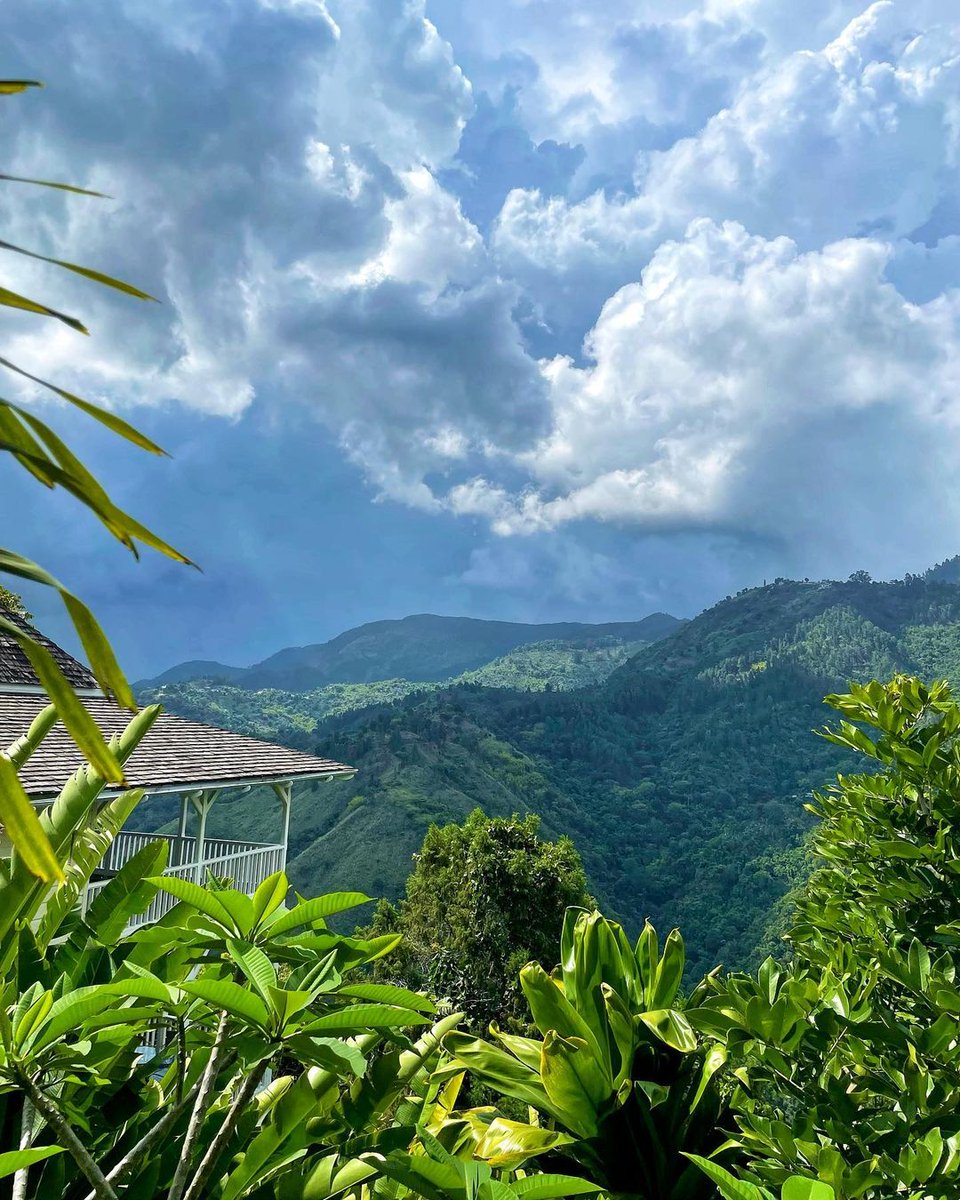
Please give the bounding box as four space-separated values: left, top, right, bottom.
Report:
369 809 592 1031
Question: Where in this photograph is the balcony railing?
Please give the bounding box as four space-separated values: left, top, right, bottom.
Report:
83 830 286 930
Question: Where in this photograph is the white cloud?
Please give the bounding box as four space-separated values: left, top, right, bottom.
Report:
450 218 960 577
348 168 484 295
6 0 960 593
0 0 506 453
492 0 960 334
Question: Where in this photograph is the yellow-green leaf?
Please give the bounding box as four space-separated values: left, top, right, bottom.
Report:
0 172 108 197
0 81 43 94
0 754 63 882
17 636 124 783
0 356 167 454
62 593 136 710
0 238 157 301
0 285 88 333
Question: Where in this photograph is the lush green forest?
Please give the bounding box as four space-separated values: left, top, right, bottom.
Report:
142 569 960 980
140 637 650 741
138 612 681 691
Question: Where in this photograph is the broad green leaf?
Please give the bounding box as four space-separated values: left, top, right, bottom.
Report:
13 988 52 1047
252 870 288 926
0 752 63 881
539 1030 604 1136
474 1119 576 1169
269 892 373 935
653 928 686 1008
444 1030 559 1119
363 1150 464 1200
213 890 255 935
37 786 148 945
31 985 117 1048
83 837 167 944
182 978 270 1027
488 1024 544 1072
147 876 234 926
520 962 607 1067
103 973 175 1004
303 1004 431 1033
782 1179 835 1200
338 982 436 1014
228 939 278 1004
638 1008 699 1053
0 1147 64 1178
511 1176 603 1200
683 1155 768 1200
293 1155 378 1200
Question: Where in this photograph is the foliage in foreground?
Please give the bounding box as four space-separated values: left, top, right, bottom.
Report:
9 673 960 1200
0 80 189 880
694 676 960 1197
444 909 736 1200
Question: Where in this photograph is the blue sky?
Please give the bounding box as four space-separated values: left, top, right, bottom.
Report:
3 0 960 675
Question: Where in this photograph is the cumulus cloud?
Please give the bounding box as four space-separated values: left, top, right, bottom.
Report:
493 0 960 338
7 0 960 613
2 0 553 495
450 218 960 576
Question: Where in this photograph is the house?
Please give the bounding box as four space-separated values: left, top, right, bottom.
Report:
0 613 356 927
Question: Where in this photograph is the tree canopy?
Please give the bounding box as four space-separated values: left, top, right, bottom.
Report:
368 809 592 1031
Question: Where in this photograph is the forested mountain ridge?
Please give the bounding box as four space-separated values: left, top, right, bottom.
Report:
146 570 960 979
139 636 653 741
138 611 682 691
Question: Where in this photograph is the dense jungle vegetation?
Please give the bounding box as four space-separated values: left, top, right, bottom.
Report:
143 568 960 979
3 674 960 1199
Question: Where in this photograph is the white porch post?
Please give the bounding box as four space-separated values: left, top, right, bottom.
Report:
272 781 293 870
191 790 211 884
177 794 189 839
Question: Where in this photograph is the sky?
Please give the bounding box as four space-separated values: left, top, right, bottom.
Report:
3 0 960 676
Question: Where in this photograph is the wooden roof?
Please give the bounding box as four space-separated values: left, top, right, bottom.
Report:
0 612 97 690
0 693 355 799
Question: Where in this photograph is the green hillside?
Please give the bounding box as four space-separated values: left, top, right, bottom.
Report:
139 611 682 691
147 571 960 979
139 637 652 739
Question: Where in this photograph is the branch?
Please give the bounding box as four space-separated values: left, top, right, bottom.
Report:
12 1095 34 1200
80 1077 204 1200
19 1073 118 1200
167 1008 230 1200
181 1061 267 1200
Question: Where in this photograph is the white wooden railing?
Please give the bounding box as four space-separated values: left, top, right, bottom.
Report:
83 831 286 930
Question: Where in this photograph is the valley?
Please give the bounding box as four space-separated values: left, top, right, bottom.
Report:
139 566 960 978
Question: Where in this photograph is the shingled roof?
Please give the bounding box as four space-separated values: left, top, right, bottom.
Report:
0 611 98 690
0 693 355 799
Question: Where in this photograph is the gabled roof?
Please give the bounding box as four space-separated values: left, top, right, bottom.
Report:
0 611 98 690
0 693 355 799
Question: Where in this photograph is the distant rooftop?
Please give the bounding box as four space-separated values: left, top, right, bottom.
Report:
0 611 97 690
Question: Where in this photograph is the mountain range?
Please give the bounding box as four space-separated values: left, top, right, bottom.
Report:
138 612 683 691
136 563 960 979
